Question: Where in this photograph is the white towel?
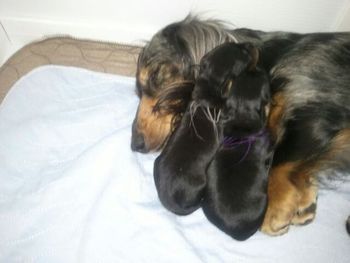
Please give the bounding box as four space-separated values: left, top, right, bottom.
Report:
0 65 349 263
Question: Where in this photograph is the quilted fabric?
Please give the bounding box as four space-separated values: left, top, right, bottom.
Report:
0 66 349 263
0 36 141 102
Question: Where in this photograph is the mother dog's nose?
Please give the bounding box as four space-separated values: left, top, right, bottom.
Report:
131 133 147 153
131 122 148 153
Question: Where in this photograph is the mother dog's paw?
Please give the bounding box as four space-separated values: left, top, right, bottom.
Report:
261 180 299 236
291 185 318 226
260 163 300 236
261 163 319 236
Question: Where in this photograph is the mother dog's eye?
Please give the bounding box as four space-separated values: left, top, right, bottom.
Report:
148 68 162 92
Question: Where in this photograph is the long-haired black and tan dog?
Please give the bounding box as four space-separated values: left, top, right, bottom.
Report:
154 42 261 215
133 15 350 235
198 42 273 241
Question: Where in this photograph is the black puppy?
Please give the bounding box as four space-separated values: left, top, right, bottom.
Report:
153 104 221 215
154 42 256 215
201 44 273 241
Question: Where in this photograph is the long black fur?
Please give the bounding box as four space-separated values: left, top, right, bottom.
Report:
153 104 221 215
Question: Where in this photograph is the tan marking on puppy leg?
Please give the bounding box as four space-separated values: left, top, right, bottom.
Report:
261 162 301 236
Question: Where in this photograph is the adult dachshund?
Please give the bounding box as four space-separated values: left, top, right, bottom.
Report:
131 15 350 235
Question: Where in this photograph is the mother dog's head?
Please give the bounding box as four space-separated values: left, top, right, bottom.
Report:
131 15 237 152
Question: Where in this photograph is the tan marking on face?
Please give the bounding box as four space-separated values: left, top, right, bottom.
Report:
138 67 149 87
157 63 184 88
138 63 183 91
136 95 174 151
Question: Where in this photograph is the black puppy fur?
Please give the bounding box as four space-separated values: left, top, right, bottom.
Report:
153 105 221 215
201 43 273 241
154 42 256 215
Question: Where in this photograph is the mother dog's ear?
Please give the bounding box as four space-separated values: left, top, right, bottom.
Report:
243 43 259 71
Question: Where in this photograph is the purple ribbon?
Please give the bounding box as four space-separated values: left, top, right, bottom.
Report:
222 129 268 163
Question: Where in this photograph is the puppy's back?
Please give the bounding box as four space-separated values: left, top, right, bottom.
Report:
203 135 271 241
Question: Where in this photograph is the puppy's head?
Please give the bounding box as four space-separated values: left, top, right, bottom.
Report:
222 67 270 137
192 42 260 109
194 42 270 137
131 16 236 153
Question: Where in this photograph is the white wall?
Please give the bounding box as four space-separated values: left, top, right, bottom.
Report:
335 3 350 31
0 0 350 64
0 22 10 63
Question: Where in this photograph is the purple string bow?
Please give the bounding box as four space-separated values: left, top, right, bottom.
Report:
222 129 268 163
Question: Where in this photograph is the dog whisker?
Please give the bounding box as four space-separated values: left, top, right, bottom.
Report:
201 105 221 142
189 101 204 141
217 109 222 123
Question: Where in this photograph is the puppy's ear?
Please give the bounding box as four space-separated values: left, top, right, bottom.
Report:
249 46 259 71
243 43 259 71
259 73 271 122
260 74 271 106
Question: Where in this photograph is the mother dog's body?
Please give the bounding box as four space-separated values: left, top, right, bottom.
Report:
132 16 350 235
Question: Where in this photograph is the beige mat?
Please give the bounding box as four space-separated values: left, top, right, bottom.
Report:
0 37 142 102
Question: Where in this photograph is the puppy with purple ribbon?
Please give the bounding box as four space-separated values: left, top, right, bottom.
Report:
201 43 273 241
154 42 258 216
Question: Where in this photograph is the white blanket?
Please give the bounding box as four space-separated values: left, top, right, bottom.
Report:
0 65 349 263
